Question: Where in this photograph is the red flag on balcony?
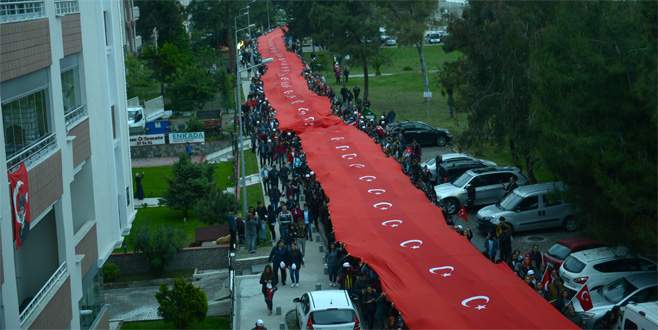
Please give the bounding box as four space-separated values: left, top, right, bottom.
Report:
9 163 31 248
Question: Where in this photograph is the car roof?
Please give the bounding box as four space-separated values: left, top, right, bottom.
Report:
625 301 658 324
556 237 604 250
309 290 353 310
624 272 658 288
513 182 565 197
570 246 631 263
441 153 472 160
469 166 520 175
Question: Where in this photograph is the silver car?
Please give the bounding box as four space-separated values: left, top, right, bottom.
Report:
434 167 528 214
476 182 576 234
422 153 496 179
572 272 657 328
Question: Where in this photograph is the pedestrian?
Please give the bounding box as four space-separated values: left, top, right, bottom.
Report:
362 285 378 329
134 172 145 200
227 212 237 251
466 184 476 209
268 187 281 208
290 219 306 256
267 203 278 242
260 265 275 314
352 85 360 101
185 142 193 157
504 176 518 196
256 201 268 242
303 205 313 241
343 65 350 83
289 243 304 287
277 205 293 243
325 243 339 286
260 166 270 195
484 232 498 262
529 244 543 270
252 319 267 330
496 217 513 263
245 211 259 254
268 240 290 286
279 164 290 187
263 282 277 316
334 62 341 84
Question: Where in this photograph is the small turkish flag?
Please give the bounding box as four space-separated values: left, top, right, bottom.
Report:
540 265 552 290
458 206 468 221
576 284 593 311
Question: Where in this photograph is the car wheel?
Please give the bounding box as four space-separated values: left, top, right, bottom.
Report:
436 135 448 147
442 198 460 215
563 216 577 232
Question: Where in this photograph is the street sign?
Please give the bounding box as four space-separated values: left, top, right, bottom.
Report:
423 91 433 99
130 134 165 146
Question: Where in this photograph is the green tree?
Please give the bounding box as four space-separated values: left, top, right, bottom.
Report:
531 1 657 254
162 154 215 217
194 187 238 224
166 64 216 111
310 0 383 101
136 0 187 47
440 1 554 182
125 55 158 100
156 278 208 329
379 0 439 100
133 226 185 274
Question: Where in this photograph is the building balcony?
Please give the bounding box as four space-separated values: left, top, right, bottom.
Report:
5 133 57 172
19 262 68 327
55 0 79 16
0 0 45 24
65 104 88 131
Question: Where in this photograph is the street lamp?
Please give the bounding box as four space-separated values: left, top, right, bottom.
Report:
234 54 274 218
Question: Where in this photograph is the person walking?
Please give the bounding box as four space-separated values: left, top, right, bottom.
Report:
289 243 304 287
245 211 259 254
260 166 270 195
268 240 290 286
260 266 275 315
362 285 378 329
484 232 498 262
227 211 237 251
303 205 313 241
290 219 306 256
496 217 513 263
324 243 339 287
267 203 278 242
343 65 350 83
277 205 293 244
252 319 267 330
256 201 268 242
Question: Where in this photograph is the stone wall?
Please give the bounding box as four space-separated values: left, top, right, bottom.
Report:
108 246 230 275
130 140 230 159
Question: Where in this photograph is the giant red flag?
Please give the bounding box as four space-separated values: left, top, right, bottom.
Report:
257 28 576 329
9 163 31 248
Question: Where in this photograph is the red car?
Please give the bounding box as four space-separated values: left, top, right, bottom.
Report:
543 237 605 269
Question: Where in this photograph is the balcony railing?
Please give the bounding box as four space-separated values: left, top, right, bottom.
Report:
0 0 45 24
55 0 78 16
19 262 68 327
6 133 57 172
65 104 88 130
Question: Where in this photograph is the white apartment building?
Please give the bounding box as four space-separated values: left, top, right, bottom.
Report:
0 0 136 329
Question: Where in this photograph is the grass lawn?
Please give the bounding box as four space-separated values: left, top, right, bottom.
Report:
121 316 229 330
120 207 204 251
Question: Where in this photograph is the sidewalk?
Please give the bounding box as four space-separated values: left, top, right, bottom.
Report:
131 155 206 168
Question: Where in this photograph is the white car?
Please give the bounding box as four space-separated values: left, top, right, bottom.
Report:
572 273 657 328
559 247 657 292
293 290 360 330
422 153 496 178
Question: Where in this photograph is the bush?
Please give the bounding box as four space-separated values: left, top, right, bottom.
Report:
156 278 208 329
133 226 185 274
102 262 120 282
402 66 413 71
186 117 204 132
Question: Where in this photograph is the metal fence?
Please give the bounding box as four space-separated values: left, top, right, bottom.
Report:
19 262 68 327
0 0 45 23
55 0 78 16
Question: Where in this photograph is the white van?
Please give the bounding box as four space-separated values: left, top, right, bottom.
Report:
616 301 658 330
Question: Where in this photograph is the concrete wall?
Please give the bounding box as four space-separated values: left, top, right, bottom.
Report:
28 151 63 218
68 118 91 167
108 246 229 275
61 14 82 56
75 224 98 277
130 140 229 159
28 278 72 330
0 19 51 82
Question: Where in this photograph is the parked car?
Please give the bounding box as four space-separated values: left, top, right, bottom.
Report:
386 121 452 147
543 237 605 269
476 182 576 234
572 273 657 328
426 33 441 44
434 167 528 214
293 290 360 330
559 247 657 292
422 153 496 181
616 301 658 330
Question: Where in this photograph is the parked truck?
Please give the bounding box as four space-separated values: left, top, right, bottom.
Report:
127 96 172 135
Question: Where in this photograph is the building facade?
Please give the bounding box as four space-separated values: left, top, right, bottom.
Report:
0 0 136 329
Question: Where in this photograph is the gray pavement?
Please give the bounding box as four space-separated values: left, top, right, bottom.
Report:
131 155 206 168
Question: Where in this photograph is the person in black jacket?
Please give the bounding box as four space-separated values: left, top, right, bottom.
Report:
289 243 304 287
268 240 290 286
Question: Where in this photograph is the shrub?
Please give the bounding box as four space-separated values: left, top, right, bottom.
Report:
133 226 185 274
402 66 413 71
194 187 238 224
102 262 120 282
156 278 208 329
162 154 215 217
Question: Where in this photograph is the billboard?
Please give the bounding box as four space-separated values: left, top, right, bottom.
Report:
130 134 166 146
168 132 205 144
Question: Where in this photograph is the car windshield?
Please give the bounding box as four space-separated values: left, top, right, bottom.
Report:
547 243 572 260
601 278 637 304
563 256 586 273
311 309 355 325
499 192 523 210
452 172 473 188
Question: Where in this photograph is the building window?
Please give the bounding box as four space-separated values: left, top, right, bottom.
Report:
111 105 117 139
61 67 81 114
2 89 51 157
103 11 111 47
